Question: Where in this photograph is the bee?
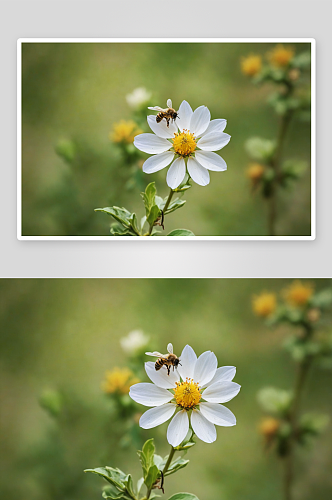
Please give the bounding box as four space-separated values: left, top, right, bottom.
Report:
148 99 179 128
145 343 181 375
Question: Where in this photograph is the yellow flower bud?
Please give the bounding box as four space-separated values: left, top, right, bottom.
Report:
268 45 294 68
283 280 314 307
241 54 262 77
252 292 277 318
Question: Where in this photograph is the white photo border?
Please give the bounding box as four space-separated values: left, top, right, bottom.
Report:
17 38 316 241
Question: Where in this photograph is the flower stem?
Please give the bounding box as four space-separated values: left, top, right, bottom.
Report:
163 189 175 214
282 325 313 500
145 446 176 500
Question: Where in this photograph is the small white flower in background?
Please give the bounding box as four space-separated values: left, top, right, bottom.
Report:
129 344 240 446
134 99 231 188
120 330 150 356
126 87 152 110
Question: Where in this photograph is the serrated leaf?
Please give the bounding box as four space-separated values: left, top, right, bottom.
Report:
167 229 195 236
167 493 199 500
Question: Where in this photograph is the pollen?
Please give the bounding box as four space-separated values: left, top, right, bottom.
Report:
102 367 140 395
172 130 197 157
174 378 202 409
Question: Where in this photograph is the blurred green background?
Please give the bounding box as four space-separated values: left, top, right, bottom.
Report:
21 42 311 236
0 278 330 500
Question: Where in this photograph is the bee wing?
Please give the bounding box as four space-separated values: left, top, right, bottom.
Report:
147 106 165 112
167 343 173 354
145 351 164 357
167 99 172 108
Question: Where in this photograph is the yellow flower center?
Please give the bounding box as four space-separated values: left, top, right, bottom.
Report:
172 131 197 157
174 378 201 409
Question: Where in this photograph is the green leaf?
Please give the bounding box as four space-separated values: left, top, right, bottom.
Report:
39 389 63 417
102 485 126 500
173 184 191 193
136 478 144 495
164 199 186 215
310 288 332 309
147 204 161 226
85 467 127 491
164 457 190 477
95 207 132 227
144 464 159 489
167 229 195 236
291 51 311 69
167 493 199 500
141 182 157 216
138 438 156 478
153 454 164 468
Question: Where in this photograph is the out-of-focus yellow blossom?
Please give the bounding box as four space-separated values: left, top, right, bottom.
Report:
253 292 277 318
283 280 314 307
110 120 143 144
259 417 280 440
241 55 262 77
247 163 265 183
102 367 140 395
268 45 294 68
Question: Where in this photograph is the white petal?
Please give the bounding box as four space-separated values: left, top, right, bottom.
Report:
167 410 189 447
197 132 231 152
199 402 236 426
177 100 193 132
190 106 211 136
129 383 173 407
194 351 217 387
134 133 171 154
145 362 179 389
187 157 210 186
203 381 241 404
142 151 174 174
200 119 227 137
208 366 236 384
191 409 216 443
166 157 186 189
139 403 176 429
178 344 197 381
147 115 177 139
194 151 227 172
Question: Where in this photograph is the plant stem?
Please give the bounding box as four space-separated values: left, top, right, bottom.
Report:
282 325 313 500
163 189 175 214
145 446 176 500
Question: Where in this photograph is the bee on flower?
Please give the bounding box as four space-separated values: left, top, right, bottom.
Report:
129 344 240 446
134 99 231 188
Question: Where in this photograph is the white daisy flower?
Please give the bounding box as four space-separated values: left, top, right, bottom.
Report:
133 100 231 188
129 344 240 447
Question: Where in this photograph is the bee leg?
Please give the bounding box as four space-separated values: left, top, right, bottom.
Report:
166 117 170 128
167 365 170 376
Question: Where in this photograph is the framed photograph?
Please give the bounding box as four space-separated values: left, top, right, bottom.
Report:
18 38 315 240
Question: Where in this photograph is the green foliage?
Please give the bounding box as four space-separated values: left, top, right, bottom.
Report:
257 387 293 416
291 51 311 69
55 138 77 164
309 288 332 309
167 494 199 500
141 183 161 226
85 467 135 500
163 457 190 477
280 160 308 187
167 229 195 236
95 207 140 236
245 137 276 163
39 389 63 418
297 412 330 446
